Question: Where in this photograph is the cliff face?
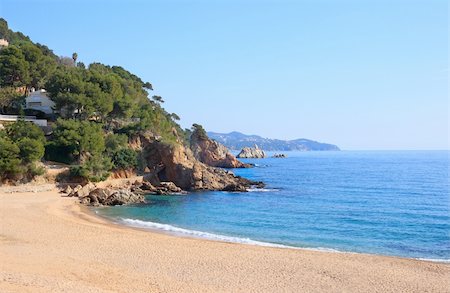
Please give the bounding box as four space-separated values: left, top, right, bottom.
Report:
190 129 250 168
130 132 262 191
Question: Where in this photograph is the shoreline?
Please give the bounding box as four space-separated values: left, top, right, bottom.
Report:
92 207 450 264
1 188 449 292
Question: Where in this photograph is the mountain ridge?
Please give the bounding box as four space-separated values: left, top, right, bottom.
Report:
207 131 340 151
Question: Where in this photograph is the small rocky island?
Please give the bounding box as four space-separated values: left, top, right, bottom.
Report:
237 145 266 159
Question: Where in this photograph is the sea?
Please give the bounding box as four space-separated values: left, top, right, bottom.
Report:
95 151 450 262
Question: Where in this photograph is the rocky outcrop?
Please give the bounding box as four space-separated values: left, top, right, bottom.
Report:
63 183 145 206
237 145 266 159
81 188 145 206
131 132 264 191
190 127 250 168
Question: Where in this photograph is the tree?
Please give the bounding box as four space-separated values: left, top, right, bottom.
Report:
143 82 153 90
152 95 164 103
72 52 78 64
6 120 45 145
49 119 105 163
191 123 208 140
105 133 128 154
0 137 22 179
0 121 45 181
59 56 75 67
17 137 45 163
70 154 112 182
0 87 23 113
0 45 30 87
111 148 137 170
20 42 57 89
170 113 180 121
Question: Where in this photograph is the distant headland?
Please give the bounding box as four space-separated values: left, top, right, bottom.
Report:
208 131 340 151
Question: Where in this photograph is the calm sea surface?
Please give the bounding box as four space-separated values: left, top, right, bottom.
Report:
96 151 450 261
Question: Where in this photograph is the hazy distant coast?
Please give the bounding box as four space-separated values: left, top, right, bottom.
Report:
208 131 340 151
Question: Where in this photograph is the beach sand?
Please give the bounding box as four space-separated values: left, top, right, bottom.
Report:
0 188 449 293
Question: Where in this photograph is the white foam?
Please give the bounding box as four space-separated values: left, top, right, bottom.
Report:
118 218 450 262
247 188 279 192
120 218 292 248
417 258 450 263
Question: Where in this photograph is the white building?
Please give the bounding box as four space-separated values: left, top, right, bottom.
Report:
0 115 48 127
25 89 55 114
0 38 8 47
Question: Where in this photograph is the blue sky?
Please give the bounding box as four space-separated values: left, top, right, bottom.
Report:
1 0 448 150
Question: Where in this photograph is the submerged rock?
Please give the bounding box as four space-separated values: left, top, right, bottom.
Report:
236 145 266 159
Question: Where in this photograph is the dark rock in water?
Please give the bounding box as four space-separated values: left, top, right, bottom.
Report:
190 127 251 168
221 184 247 192
155 181 187 195
140 181 157 192
237 145 266 159
272 153 287 158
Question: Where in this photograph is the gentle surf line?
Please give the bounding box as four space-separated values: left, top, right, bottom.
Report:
119 217 450 263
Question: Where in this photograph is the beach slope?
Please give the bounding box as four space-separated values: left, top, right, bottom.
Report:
0 189 449 292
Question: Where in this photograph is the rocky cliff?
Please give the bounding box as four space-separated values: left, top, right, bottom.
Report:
237 145 266 159
130 131 263 191
190 128 250 168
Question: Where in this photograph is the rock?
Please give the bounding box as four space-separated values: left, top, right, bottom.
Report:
80 188 145 206
222 184 247 192
103 189 145 206
190 127 251 168
159 182 183 193
272 153 287 158
236 145 266 159
131 132 264 191
140 181 157 192
109 169 137 179
68 185 82 197
62 185 72 194
75 183 96 198
154 181 186 195
89 188 110 202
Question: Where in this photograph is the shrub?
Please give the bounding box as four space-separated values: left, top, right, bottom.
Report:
0 137 23 179
6 120 45 144
105 133 128 154
17 137 45 163
70 154 112 182
112 148 137 170
0 121 45 181
49 119 105 163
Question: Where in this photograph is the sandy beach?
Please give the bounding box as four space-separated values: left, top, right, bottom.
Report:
0 188 449 293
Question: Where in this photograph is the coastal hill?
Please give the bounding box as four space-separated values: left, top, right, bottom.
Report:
0 18 260 193
207 131 340 151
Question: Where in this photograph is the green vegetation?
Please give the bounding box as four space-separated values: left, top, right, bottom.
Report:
0 121 45 181
0 18 189 183
192 123 208 140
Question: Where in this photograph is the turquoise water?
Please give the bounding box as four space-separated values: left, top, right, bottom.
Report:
96 151 450 261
